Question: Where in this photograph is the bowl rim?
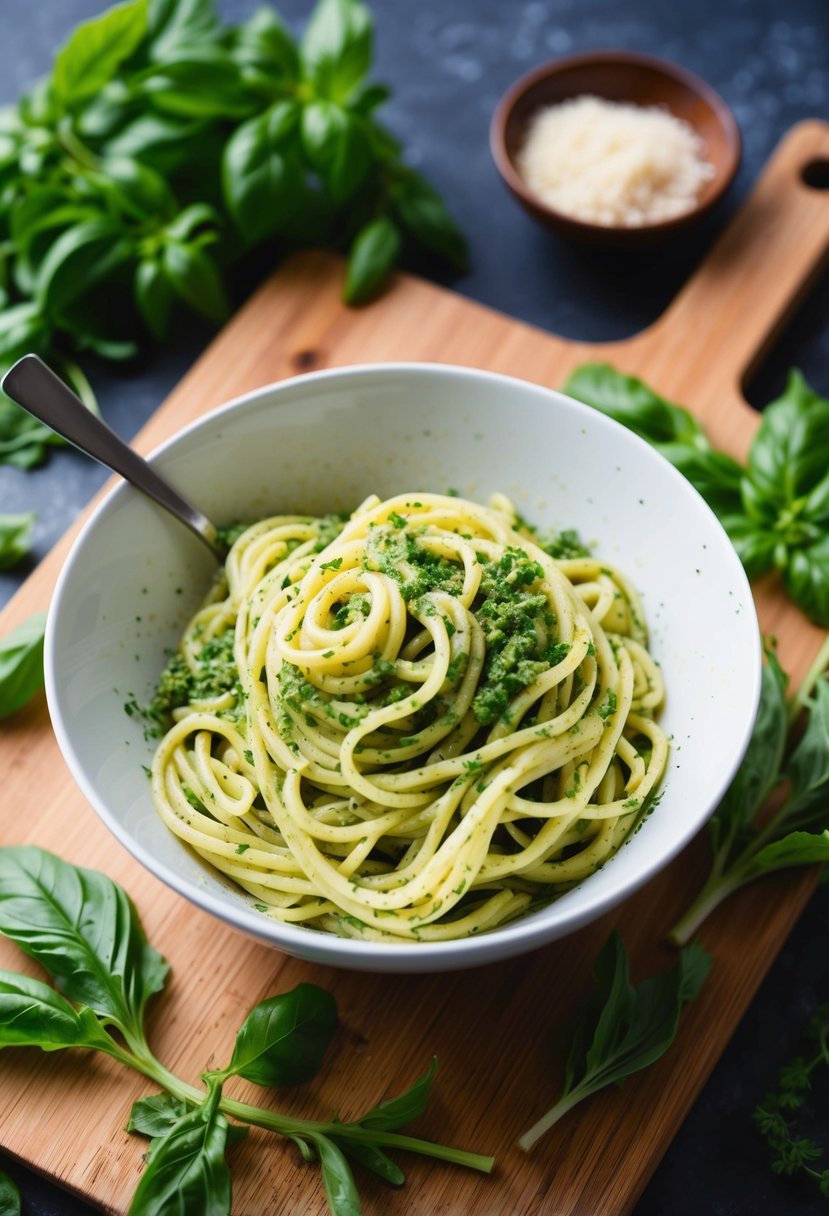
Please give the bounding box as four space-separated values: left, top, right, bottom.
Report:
490 48 742 238
46 360 761 969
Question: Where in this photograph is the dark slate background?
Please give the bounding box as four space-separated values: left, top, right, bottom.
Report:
1 1 829 1213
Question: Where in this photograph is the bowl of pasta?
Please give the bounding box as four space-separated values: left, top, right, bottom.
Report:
45 363 761 972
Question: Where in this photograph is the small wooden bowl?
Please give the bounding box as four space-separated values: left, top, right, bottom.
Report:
490 50 741 246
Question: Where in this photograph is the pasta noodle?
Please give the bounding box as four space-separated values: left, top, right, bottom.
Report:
149 492 668 943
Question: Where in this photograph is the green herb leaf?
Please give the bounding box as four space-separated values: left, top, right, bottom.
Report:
35 220 135 319
147 0 221 61
783 533 829 628
330 1138 405 1185
707 652 788 860
343 216 401 305
0 968 115 1054
0 1169 21 1216
0 611 46 717
390 169 469 271
128 1097 231 1216
53 0 149 109
518 933 710 1150
564 364 710 449
301 101 372 203
302 0 373 104
134 259 173 340
232 7 300 80
747 371 829 515
359 1058 437 1130
0 512 35 570
128 1093 248 1146
0 846 168 1046
162 240 228 324
314 1134 362 1216
222 101 302 244
223 982 337 1086
741 830 829 879
128 1093 192 1137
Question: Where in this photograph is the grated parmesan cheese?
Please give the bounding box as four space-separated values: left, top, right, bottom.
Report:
516 94 715 227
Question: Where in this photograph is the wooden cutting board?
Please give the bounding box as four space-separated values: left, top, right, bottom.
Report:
2 120 829 1216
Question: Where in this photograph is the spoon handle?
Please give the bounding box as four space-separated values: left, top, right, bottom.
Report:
3 354 221 557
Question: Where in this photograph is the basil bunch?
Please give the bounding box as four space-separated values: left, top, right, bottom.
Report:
0 846 492 1215
0 0 467 461
565 364 829 627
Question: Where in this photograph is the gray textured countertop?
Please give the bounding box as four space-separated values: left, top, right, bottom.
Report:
1 1 829 1213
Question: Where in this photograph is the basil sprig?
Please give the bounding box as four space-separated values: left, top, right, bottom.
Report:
517 932 710 1151
669 647 829 945
565 364 829 627
0 846 492 1216
0 0 467 460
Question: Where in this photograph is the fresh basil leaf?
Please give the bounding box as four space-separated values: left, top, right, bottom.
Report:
0 512 35 570
93 157 176 223
232 7 300 81
302 0 373 104
162 240 228 324
35 220 135 319
343 216 400 305
721 513 778 581
801 472 829 527
138 48 253 120
0 1169 20 1216
0 611 46 717
0 300 52 367
224 982 336 1086
564 364 710 449
135 259 173 340
741 830 829 880
128 1093 191 1138
774 677 829 831
349 83 391 116
102 113 206 168
783 534 829 628
0 397 61 469
658 445 744 518
147 0 220 61
390 169 469 271
0 846 169 1043
222 101 302 244
314 1134 361 1216
53 0 149 109
708 652 788 859
359 1058 437 1131
301 101 372 203
747 371 829 515
128 1093 248 1146
331 1138 404 1185
163 203 222 243
128 1100 231 1216
0 969 114 1053
564 934 709 1112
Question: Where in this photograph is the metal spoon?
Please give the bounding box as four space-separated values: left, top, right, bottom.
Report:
2 353 222 559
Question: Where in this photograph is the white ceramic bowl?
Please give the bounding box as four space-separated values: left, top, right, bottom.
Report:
46 363 761 972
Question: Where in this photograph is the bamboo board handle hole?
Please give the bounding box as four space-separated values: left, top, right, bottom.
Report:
742 263 829 412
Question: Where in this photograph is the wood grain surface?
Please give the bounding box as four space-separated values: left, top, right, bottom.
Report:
1 119 829 1216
